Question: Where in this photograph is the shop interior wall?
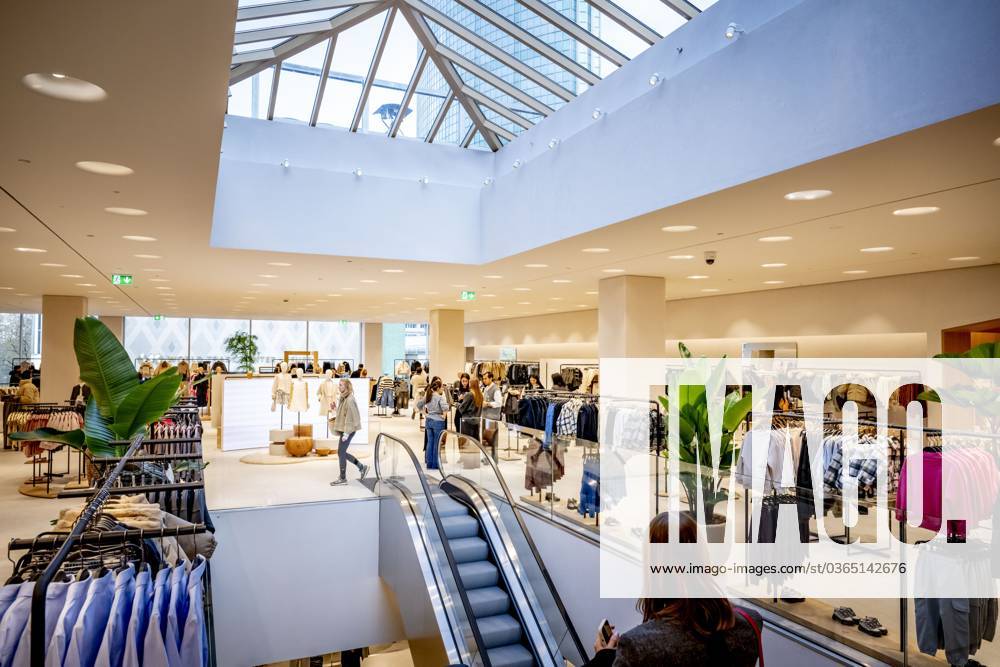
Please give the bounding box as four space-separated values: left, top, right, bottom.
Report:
466 266 1000 360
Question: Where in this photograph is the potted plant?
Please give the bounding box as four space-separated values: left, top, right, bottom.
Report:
919 341 1000 433
659 342 752 540
10 318 182 457
224 330 259 378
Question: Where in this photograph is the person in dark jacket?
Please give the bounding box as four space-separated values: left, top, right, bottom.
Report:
586 512 763 667
69 379 91 405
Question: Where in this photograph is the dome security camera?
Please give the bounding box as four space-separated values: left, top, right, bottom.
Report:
704 251 718 266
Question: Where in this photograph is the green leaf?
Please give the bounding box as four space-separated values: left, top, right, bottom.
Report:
110 369 182 439
723 392 753 432
9 428 85 449
75 318 139 417
83 396 119 457
678 342 692 359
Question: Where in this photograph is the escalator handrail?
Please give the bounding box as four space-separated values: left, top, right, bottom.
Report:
439 428 590 663
374 432 493 667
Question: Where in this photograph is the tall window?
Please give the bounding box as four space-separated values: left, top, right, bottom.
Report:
190 318 250 364
307 321 361 367
0 313 42 378
250 320 307 363
124 317 189 364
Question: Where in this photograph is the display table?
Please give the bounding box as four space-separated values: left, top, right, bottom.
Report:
220 376 369 451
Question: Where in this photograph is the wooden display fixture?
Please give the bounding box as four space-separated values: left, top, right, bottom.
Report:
941 317 1000 354
283 350 320 372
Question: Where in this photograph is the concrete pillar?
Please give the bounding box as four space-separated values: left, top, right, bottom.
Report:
41 295 88 403
428 310 464 383
598 275 666 358
362 322 382 378
99 315 125 343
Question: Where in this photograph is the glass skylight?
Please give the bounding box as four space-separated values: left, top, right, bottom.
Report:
228 0 706 150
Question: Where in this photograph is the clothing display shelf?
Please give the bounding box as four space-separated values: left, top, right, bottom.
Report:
5 430 217 667
5 403 85 493
134 356 230 370
557 364 599 394
394 358 428 378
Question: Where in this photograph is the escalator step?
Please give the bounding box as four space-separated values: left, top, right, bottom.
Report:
449 537 489 563
476 614 523 648
431 493 470 518
467 586 510 617
458 561 499 590
441 514 480 539
487 644 535 667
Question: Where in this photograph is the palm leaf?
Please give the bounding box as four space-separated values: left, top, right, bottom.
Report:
75 318 139 417
9 428 85 449
83 396 120 457
111 368 181 439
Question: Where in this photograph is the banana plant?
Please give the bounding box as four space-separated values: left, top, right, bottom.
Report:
10 318 182 457
660 342 752 524
919 341 1000 432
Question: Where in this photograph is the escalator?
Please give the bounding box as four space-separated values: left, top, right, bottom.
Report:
374 431 588 667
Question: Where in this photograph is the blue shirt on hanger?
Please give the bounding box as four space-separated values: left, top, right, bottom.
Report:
164 563 189 666
46 575 92 667
141 567 172 667
11 579 71 667
64 569 115 667
0 584 20 625
178 557 207 667
94 565 136 667
0 582 34 667
121 566 152 667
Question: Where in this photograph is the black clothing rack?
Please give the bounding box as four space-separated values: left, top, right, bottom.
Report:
394 358 428 377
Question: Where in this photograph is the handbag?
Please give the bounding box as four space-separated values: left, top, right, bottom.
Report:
734 607 764 667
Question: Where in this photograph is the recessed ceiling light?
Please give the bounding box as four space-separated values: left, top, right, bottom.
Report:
843 269 868 275
382 269 404 273
860 246 893 253
104 206 147 216
149 278 169 283
267 262 292 267
40 263 66 267
450 284 468 288
763 280 785 285
87 290 102 294
0 287 14 290
993 137 1000 147
258 274 278 279
327 293 342 297
552 279 572 284
15 293 30 297
250 283 270 287
60 274 83 278
661 225 697 232
134 254 161 260
549 297 564 301
517 301 532 305
758 236 793 243
893 206 939 217
701 288 720 293
341 287 358 291
402 297 415 301
585 290 598 295
76 161 134 176
602 269 625 274
761 263 787 268
948 256 980 261
668 255 694 260
433 303 446 307
14 247 46 253
0 227 16 233
483 275 503 279
122 235 156 242
581 247 610 253
75 283 96 287
316 299 328 303
576 304 589 308
481 293 496 298
360 279 378 284
783 189 832 201
22 73 107 102
524 263 548 268
246 290 262 295
491 306 504 310
513 287 532 291
686 275 709 280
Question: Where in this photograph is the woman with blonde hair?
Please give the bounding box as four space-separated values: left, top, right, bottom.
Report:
329 379 369 486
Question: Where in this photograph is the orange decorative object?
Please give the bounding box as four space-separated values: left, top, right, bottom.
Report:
285 436 313 457
294 424 313 438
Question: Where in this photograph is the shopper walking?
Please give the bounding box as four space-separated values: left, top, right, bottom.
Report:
481 371 502 451
329 379 369 486
418 378 448 469
410 363 428 420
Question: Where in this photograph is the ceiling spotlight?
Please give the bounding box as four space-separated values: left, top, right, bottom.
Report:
512 159 523 169
352 168 363 177
724 22 745 40
52 73 66 79
14 247 46 253
122 235 156 242
524 263 548 268
267 262 292 267
948 256 980 261
784 189 832 201
668 254 694 260
763 280 785 285
0 227 15 233
552 279 572 284
860 246 894 253
758 235 793 243
592 108 603 120
76 161 133 176
418 176 429 185
483 177 495 186
548 138 560 150
892 206 940 216
602 268 625 274
581 247 610 254
686 275 709 280
104 207 147 216
281 159 290 168
21 73 107 102
662 225 697 232
649 72 662 86
843 269 868 275
761 263 787 268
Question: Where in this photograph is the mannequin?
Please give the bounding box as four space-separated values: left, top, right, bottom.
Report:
317 370 337 417
271 361 292 411
288 367 310 414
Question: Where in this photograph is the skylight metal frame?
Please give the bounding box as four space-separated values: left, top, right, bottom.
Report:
228 0 701 151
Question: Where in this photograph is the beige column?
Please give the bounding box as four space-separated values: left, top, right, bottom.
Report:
598 275 666 358
362 322 382 377
428 309 465 382
41 295 88 403
99 315 125 343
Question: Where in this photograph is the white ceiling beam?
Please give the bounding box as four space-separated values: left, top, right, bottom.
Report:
461 124 477 148
389 49 429 137
658 0 700 21
266 65 282 120
513 0 627 67
481 119 516 142
232 47 277 65
403 0 576 103
234 19 334 45
350 7 396 132
449 0 600 86
436 44 552 118
236 0 376 22
309 36 337 126
460 86 532 130
585 0 660 45
425 92 455 143
400 5 501 151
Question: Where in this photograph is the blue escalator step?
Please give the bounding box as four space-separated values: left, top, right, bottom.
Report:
441 514 480 539
476 614 523 648
431 493 469 517
467 586 510 617
487 643 535 667
457 561 499 589
449 536 489 563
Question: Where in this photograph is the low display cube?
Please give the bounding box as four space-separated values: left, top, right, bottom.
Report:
269 428 294 443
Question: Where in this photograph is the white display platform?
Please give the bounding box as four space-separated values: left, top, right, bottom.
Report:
221 376 369 451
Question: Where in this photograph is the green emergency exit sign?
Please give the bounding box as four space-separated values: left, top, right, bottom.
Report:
153 315 163 321
111 274 134 285
460 290 476 301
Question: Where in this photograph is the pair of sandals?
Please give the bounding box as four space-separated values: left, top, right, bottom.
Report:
567 498 579 510
832 607 888 637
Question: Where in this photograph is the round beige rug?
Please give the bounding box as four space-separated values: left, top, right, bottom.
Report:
19 481 66 499
239 451 370 465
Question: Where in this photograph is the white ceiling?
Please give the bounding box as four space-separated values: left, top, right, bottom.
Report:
0 1 998 325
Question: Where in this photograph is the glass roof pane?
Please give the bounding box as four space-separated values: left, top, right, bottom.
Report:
235 8 349 34
480 106 524 138
454 65 542 127
233 38 285 56
434 100 472 146
228 66 274 119
612 0 685 36
414 60 450 140
361 15 420 135
273 40 330 123
591 7 649 60
316 11 389 129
